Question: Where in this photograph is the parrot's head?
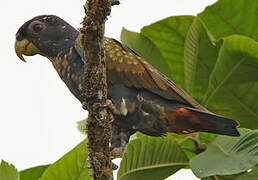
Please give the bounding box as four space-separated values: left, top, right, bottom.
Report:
15 15 79 62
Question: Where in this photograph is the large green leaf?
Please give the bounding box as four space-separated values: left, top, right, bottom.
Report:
202 174 242 180
202 174 241 180
202 168 258 180
136 132 217 160
117 136 188 180
0 160 19 180
141 16 194 85
184 17 221 102
41 140 91 180
20 165 49 180
120 28 171 78
202 35 258 129
235 167 258 180
190 129 258 178
183 17 221 102
198 0 258 41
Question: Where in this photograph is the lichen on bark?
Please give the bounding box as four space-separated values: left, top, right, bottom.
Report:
80 0 118 179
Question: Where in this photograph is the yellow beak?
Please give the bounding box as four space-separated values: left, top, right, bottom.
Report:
14 39 39 62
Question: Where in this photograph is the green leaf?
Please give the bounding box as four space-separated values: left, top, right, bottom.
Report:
183 17 221 102
141 16 194 85
203 167 258 180
136 132 217 160
190 129 258 178
41 140 91 180
117 136 188 180
202 174 242 180
0 160 19 180
202 35 258 129
120 28 171 78
198 0 258 41
235 167 258 180
20 165 49 180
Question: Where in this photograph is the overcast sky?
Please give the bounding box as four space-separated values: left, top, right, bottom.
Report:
0 0 217 179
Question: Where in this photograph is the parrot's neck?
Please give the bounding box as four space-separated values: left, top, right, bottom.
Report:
51 47 85 102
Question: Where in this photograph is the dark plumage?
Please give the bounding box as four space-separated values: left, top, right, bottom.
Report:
15 15 240 148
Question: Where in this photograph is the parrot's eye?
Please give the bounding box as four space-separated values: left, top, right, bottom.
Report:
28 21 46 36
33 24 43 32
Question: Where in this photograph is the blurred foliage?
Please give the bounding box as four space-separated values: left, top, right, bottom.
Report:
120 0 258 179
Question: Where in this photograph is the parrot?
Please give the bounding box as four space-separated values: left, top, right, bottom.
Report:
15 15 240 148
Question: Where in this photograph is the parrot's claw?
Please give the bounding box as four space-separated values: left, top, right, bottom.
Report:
110 147 124 157
106 99 116 112
81 99 114 111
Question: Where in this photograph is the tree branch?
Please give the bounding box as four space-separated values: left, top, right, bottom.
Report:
80 0 118 179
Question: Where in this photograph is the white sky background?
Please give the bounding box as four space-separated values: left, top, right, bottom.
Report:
0 0 217 179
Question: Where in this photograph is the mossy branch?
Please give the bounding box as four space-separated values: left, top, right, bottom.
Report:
80 0 118 179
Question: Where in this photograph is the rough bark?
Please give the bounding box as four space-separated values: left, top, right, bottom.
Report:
80 0 118 179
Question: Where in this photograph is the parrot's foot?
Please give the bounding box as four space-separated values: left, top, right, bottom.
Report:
110 147 124 157
81 99 115 111
179 133 206 154
106 99 116 112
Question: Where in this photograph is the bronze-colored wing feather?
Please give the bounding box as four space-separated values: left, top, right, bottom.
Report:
104 38 207 111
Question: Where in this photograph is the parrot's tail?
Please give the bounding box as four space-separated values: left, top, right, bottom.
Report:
166 107 240 136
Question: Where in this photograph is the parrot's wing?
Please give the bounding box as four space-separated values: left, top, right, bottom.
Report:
75 36 206 111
